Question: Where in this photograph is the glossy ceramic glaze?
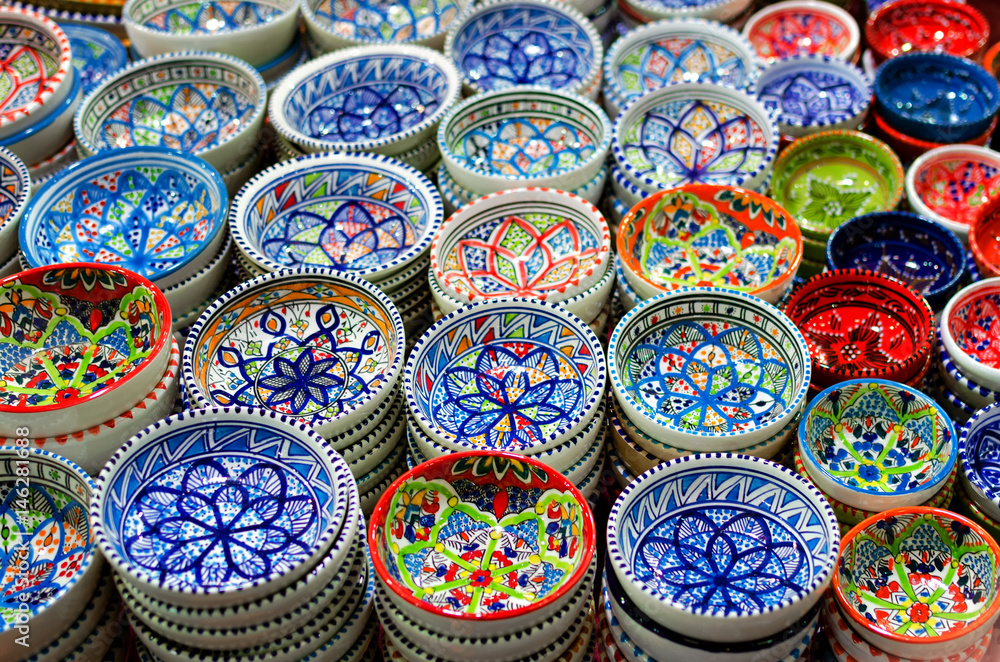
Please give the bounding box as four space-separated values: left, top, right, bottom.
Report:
907 145 1000 241
63 24 127 96
742 0 859 63
303 0 464 51
971 194 1000 278
941 279 1000 391
959 404 1000 525
0 146 30 252
865 0 989 63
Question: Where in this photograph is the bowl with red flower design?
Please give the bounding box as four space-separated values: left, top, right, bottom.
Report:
833 507 1000 659
941 279 1000 393
616 184 802 303
368 450 596 637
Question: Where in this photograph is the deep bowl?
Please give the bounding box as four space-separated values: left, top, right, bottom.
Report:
865 0 989 63
742 0 860 64
959 403 1000 524
941 279 1000 392
0 146 30 253
302 0 465 52
63 24 128 96
907 145 1000 243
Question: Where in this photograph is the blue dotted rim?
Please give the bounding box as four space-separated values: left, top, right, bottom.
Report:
958 402 1000 515
0 145 31 239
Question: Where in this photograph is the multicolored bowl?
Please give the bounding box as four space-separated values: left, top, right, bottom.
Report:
941 279 1000 392
63 24 128 96
0 146 30 255
301 0 466 52
958 403 1000 524
865 0 990 63
906 145 1000 243
742 0 860 64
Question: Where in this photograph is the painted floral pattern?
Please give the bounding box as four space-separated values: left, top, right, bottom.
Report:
456 117 596 177
613 37 750 102
914 157 1000 227
141 1 284 34
948 291 1000 368
0 28 61 122
747 10 853 60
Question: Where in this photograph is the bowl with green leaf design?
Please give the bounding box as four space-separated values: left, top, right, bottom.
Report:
833 507 1000 659
769 130 904 241
798 380 956 512
616 185 803 304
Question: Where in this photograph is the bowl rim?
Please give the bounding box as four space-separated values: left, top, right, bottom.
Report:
19 146 229 283
941 278 1000 390
367 449 597 623
301 0 468 47
872 107 998 152
864 0 990 62
123 0 299 39
0 55 82 149
958 401 1000 513
227 150 443 278
268 43 461 154
0 262 172 415
797 378 958 499
970 194 1000 278
741 0 860 62
606 453 841 622
938 330 1000 401
906 144 1000 232
832 506 1000 646
0 146 31 239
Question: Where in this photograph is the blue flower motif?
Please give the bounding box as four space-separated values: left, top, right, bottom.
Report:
857 464 882 483
256 348 347 414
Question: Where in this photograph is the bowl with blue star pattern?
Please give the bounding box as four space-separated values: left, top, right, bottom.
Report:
62 24 128 97
606 453 840 643
798 380 956 512
123 0 300 68
302 0 468 52
958 402 1000 524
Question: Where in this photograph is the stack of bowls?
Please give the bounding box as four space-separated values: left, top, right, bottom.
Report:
369 451 598 662
602 454 839 662
404 298 607 502
182 268 410 516
302 0 466 53
742 0 860 64
956 404 1000 546
0 147 30 278
606 287 811 485
228 152 443 345
92 405 378 661
937 279 1000 425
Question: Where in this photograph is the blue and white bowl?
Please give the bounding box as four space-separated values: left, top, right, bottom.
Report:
63 24 128 96
301 0 468 53
959 403 1000 524
0 146 30 256
270 44 460 157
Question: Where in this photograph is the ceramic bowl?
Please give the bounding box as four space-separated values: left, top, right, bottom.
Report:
405 297 605 452
0 263 171 438
124 0 299 68
443 0 602 98
437 159 607 207
939 334 1000 409
769 131 904 240
872 108 997 164
0 65 82 168
971 194 1000 278
833 507 1000 659
229 152 442 280
906 145 1000 243
608 286 811 449
751 55 871 138
369 450 596 637
620 0 752 23
873 53 1000 144
32 571 119 662
865 0 990 64
742 0 859 64
63 24 127 97
958 403 1000 523
74 51 267 174
183 268 405 438
611 82 778 193
437 86 610 196
0 7 74 141
616 185 802 304
941 279 1000 391
798 380 956 512
270 45 460 157
301 0 466 53
20 146 228 291
93 405 357 609
431 187 610 305
0 146 30 254
607 453 839 642
825 211 966 311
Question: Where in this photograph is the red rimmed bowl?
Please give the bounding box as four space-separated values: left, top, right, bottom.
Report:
368 450 596 638
0 263 171 437
969 194 1000 279
941 279 1000 392
784 269 934 388
865 0 990 64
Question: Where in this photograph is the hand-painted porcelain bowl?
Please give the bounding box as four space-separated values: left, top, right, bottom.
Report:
0 264 171 438
769 131 904 240
971 195 1000 279
798 380 956 512
0 146 30 254
430 187 610 305
865 0 989 63
958 403 1000 524
750 55 872 138
784 269 934 387
616 185 802 303
941 279 1000 392
612 82 778 193
228 152 442 280
907 145 1000 243
270 45 460 157
825 211 966 311
183 268 405 438
437 86 611 196
443 0 602 98
123 0 299 68
438 160 608 209
63 24 128 97
0 62 82 168
607 454 839 642
608 286 811 449
742 0 860 64
74 51 267 174
20 146 228 291
833 508 1000 659
939 333 1000 410
369 450 595 637
873 53 1000 144
302 0 465 52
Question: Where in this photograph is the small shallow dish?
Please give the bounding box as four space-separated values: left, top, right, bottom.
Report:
907 145 1000 243
825 211 966 311
74 51 267 174
63 24 128 96
612 82 778 193
873 53 1000 144
770 131 904 240
443 0 603 98
941 279 1000 391
405 297 605 453
751 55 871 138
616 185 802 303
270 45 460 157
0 146 30 253
20 146 228 291
607 454 839 642
369 450 595 637
833 507 1000 659
608 286 811 449
229 151 442 280
124 0 299 68
183 268 405 438
301 0 465 52
865 0 990 64
798 380 956 512
959 403 1000 523
742 0 859 64
437 86 610 196
0 264 171 438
